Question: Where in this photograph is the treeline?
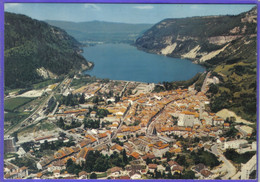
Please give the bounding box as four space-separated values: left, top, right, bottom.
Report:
66 150 131 175
154 73 204 92
224 149 256 164
57 117 82 130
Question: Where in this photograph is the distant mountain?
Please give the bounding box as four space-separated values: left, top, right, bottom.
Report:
136 7 257 122
45 20 152 44
5 12 92 89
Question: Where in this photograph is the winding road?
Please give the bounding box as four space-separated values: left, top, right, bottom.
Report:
211 144 236 179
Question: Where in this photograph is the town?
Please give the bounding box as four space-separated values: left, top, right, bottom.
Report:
4 73 257 180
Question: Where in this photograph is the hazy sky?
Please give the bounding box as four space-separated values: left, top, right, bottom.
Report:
5 3 256 24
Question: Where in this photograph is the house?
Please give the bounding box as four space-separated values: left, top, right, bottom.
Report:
224 123 230 128
37 156 55 170
98 132 109 143
90 111 97 118
76 147 93 165
130 152 140 159
84 135 98 147
108 166 123 177
148 164 157 173
130 171 142 179
157 165 166 173
52 160 66 171
142 153 156 160
111 144 123 153
53 170 60 178
5 164 17 173
172 165 184 174
78 171 88 179
151 141 169 157
120 175 130 179
200 169 212 178
168 161 179 169
4 166 29 179
36 172 43 179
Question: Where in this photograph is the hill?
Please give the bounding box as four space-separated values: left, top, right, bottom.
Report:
135 7 257 122
45 20 152 44
5 12 92 89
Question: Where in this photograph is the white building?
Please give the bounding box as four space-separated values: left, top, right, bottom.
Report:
224 139 248 149
241 154 257 179
178 114 199 127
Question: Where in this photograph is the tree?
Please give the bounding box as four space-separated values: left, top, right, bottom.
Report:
115 95 120 103
90 173 97 179
182 170 196 179
12 132 18 142
59 132 66 138
122 149 128 164
93 96 99 104
79 93 85 104
93 157 108 172
208 83 219 94
66 158 73 168
58 117 65 129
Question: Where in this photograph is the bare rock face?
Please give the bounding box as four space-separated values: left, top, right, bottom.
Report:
241 7 257 23
207 36 242 45
135 6 257 64
36 67 57 79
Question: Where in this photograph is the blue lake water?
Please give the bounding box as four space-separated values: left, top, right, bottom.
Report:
83 44 205 83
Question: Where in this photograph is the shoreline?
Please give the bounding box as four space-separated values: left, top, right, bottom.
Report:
80 43 206 84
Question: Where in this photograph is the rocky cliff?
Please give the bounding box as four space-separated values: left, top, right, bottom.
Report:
135 7 257 64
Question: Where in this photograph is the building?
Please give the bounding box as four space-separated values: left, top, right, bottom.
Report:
178 113 200 127
4 137 17 154
241 155 257 179
224 139 248 149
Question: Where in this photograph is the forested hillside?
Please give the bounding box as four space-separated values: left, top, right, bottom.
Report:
5 12 92 89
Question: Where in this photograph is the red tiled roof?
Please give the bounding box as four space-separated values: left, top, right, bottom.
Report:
148 164 157 169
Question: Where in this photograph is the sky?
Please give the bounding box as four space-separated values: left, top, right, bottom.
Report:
4 3 256 24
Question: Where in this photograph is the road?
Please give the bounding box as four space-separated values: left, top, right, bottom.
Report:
119 81 129 97
5 92 54 136
201 71 211 93
211 144 236 179
146 99 177 136
5 77 70 136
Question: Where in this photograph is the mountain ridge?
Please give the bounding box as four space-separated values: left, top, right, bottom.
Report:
45 20 153 44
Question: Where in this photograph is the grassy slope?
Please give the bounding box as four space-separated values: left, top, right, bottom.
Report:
4 97 34 112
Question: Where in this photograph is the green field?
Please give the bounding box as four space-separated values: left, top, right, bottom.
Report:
4 112 31 131
33 79 58 89
4 97 34 112
96 172 107 178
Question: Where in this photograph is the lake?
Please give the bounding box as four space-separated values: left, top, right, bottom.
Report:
83 44 205 83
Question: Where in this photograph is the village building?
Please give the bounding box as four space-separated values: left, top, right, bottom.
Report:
224 139 248 149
